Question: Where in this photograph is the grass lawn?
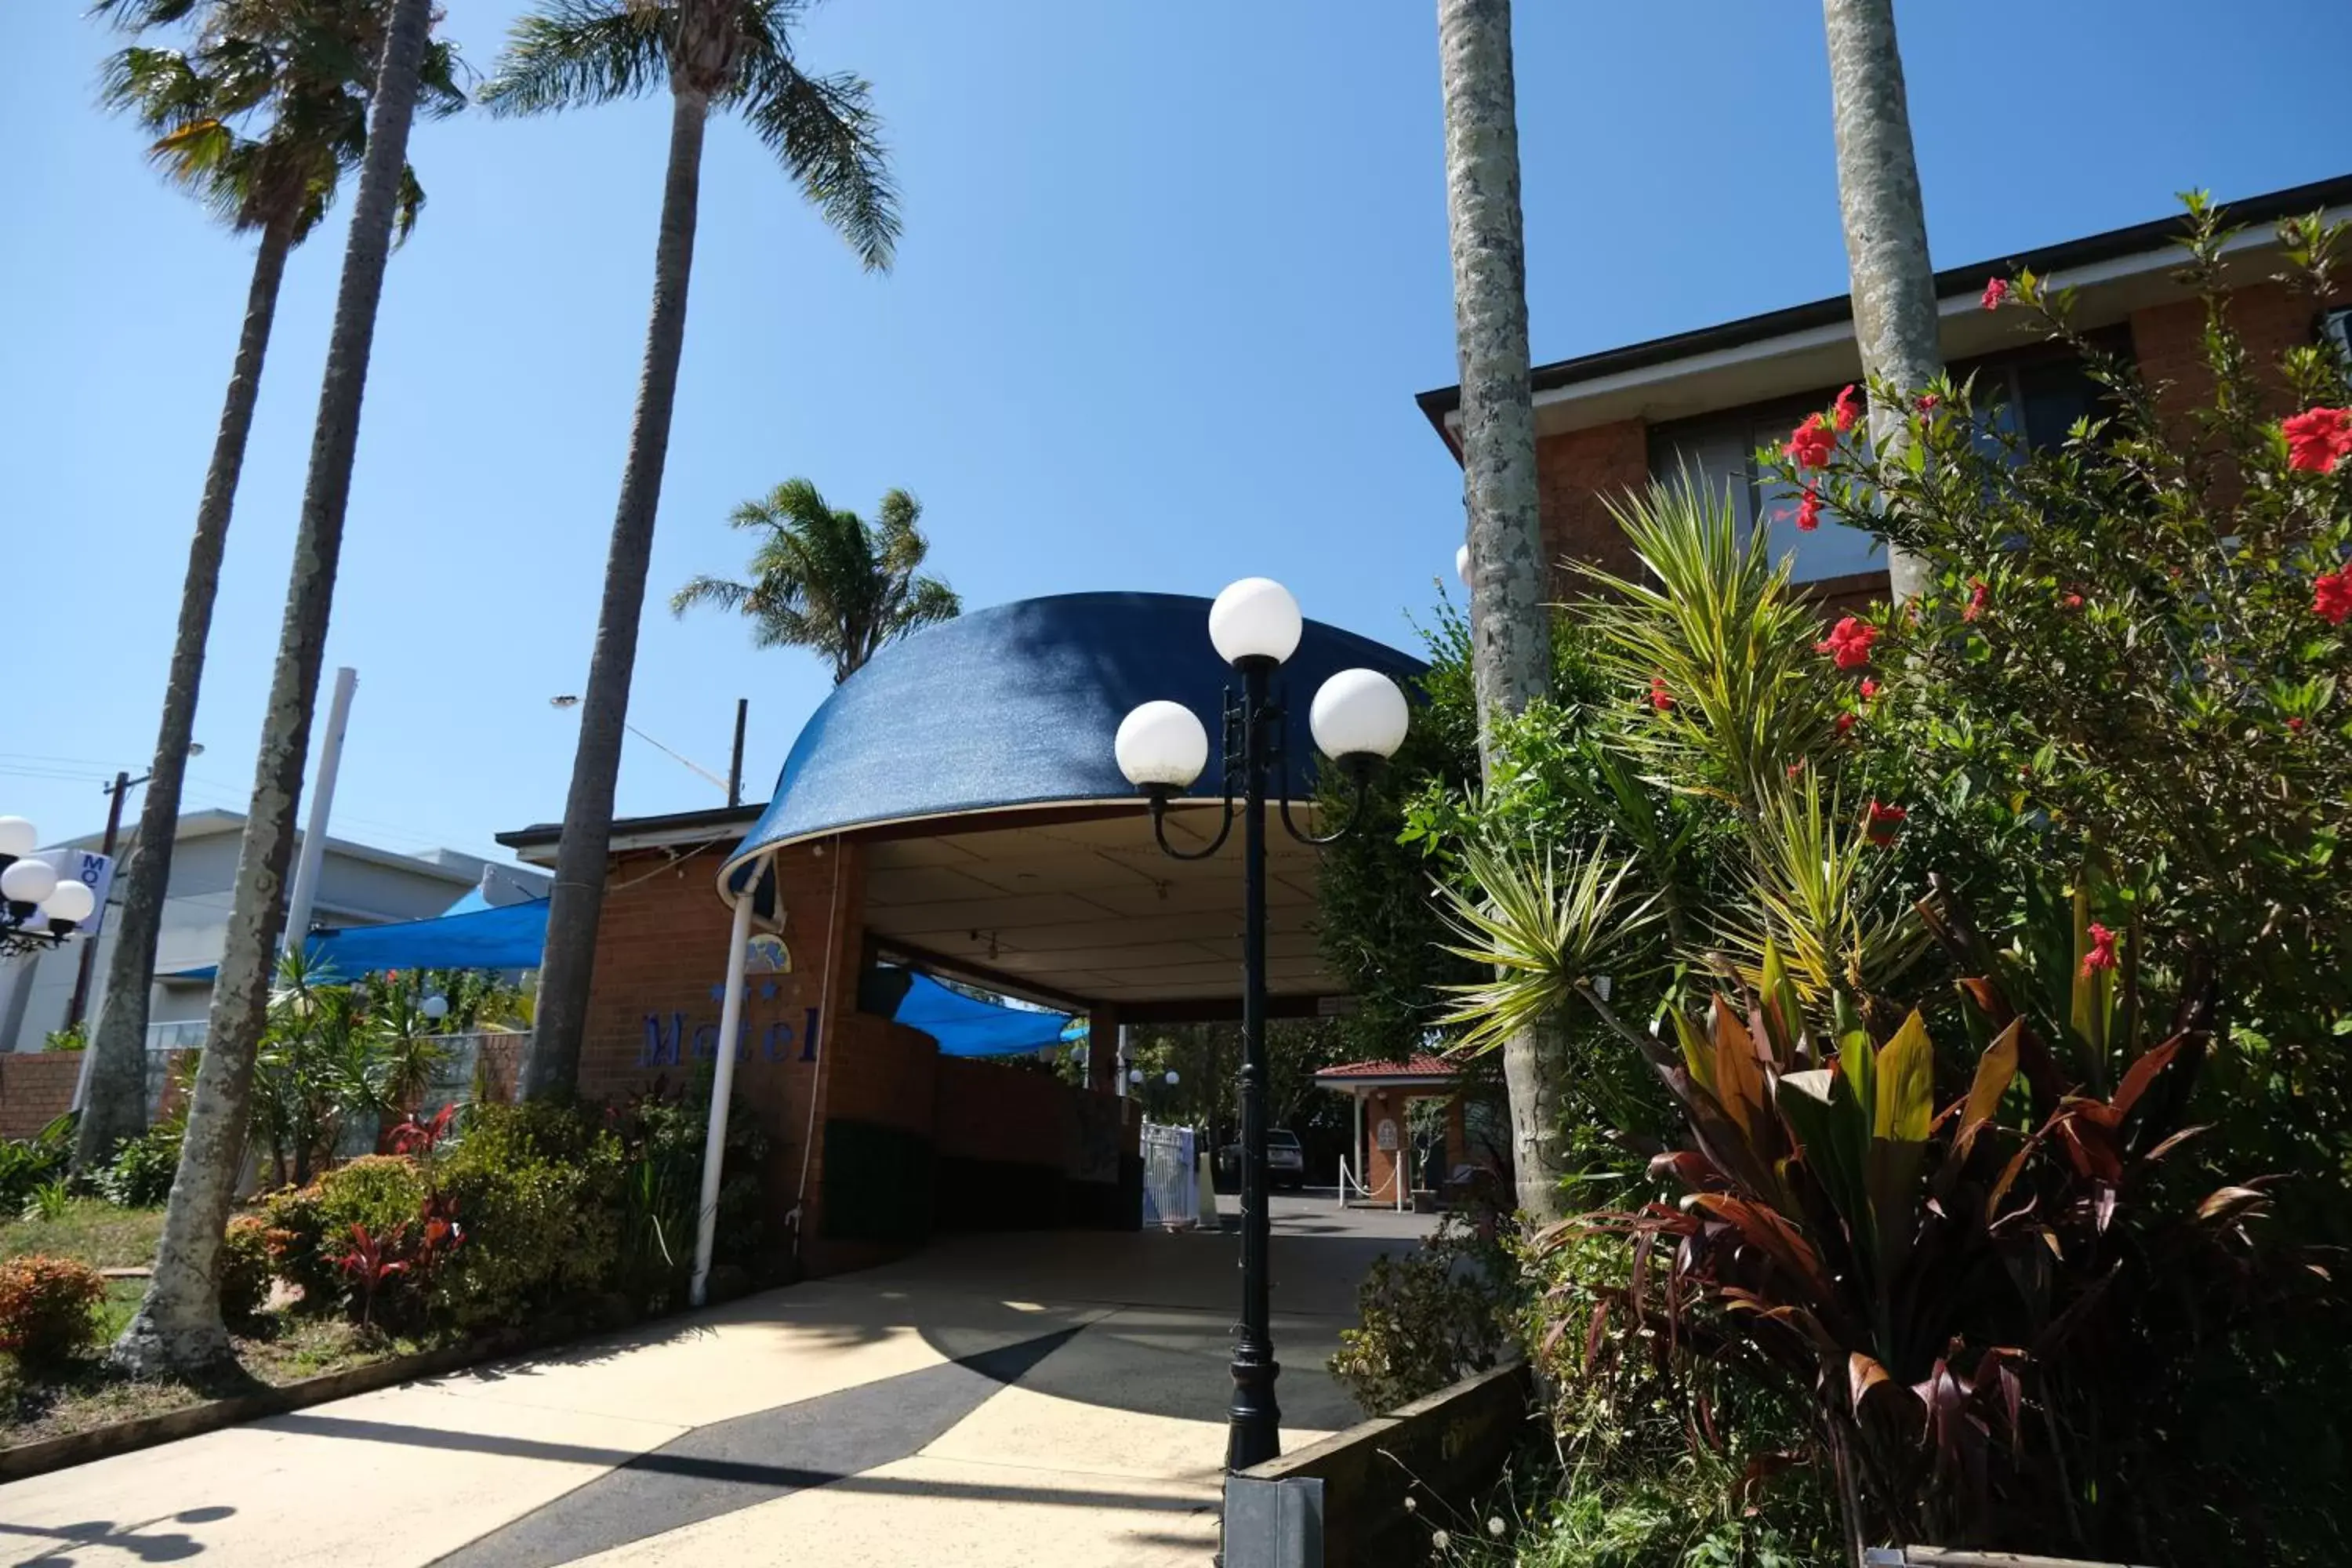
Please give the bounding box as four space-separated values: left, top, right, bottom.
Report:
0 1199 165 1271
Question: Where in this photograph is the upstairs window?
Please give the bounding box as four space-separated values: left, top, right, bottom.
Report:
1647 342 2119 585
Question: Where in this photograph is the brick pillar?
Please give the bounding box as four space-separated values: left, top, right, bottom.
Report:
1366 1089 1404 1201
1086 1003 1120 1096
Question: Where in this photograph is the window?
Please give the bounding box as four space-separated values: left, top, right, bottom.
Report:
2325 307 2352 374
1647 342 2122 586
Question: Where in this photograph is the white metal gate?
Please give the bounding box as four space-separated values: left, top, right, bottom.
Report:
1140 1121 1200 1230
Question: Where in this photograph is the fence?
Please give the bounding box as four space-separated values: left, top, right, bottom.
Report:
1140 1121 1201 1230
128 1029 528 1128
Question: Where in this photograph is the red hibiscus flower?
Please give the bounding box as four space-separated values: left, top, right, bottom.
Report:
1831 384 1862 434
1865 799 1907 847
1981 278 2010 310
1859 677 1881 700
1786 760 1806 778
2283 407 2352 474
1917 391 1941 412
2080 922 2118 978
2288 717 2307 734
2062 590 2084 609
1835 712 1858 735
2315 567 2352 626
1962 578 1989 622
1784 413 1837 471
1650 677 1675 713
1815 616 1878 670
1795 487 1824 533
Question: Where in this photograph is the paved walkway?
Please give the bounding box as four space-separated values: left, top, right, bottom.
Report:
0 1196 1432 1566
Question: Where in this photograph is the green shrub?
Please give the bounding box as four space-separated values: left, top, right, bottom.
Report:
1330 1217 1512 1416
606 1083 771 1312
0 1116 76 1217
220 1215 274 1327
427 1102 622 1330
260 1154 427 1313
94 1119 184 1208
0 1254 107 1364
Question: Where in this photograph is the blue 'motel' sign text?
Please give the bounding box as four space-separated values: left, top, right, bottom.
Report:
641 1007 822 1069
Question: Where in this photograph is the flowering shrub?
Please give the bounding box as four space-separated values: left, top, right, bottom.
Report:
0 1255 107 1364
260 1153 428 1312
219 1214 275 1327
1760 194 2352 1221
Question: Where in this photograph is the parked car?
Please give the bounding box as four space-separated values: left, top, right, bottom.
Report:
1217 1128 1307 1192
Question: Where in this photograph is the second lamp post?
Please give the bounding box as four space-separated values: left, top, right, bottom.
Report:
1114 578 1408 1472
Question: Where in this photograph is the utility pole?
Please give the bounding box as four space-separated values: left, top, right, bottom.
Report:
727 698 749 809
62 771 132 1033
282 666 358 956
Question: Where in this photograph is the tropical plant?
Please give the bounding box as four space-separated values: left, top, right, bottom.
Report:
480 0 900 1102
672 480 960 683
1548 933 2307 1561
78 0 463 1179
0 1117 77 1218
426 1102 625 1330
118 0 450 1380
1819 0 1939 602
1436 0 1563 1220
93 1117 185 1208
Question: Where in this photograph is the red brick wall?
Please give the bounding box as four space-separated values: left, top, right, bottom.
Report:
1535 419 1651 590
0 1054 82 1140
2129 281 2331 447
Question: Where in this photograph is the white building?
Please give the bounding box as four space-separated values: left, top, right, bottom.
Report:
0 809 548 1054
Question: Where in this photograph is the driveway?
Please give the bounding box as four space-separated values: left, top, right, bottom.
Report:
0 1196 1433 1566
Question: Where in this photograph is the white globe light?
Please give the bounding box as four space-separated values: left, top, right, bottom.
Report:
1456 543 1471 585
1310 668 1410 760
1164 1069 1180 1086
421 994 451 1022
1128 1068 1144 1085
2 858 60 907
1207 578 1302 666
1115 700 1210 789
42 880 95 925
0 818 34 860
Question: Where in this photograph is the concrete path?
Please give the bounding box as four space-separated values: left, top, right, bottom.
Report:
0 1196 1432 1566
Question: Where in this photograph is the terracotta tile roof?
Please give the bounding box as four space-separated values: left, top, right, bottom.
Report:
1313 1054 1457 1082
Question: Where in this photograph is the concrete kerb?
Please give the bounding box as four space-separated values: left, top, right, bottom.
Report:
1223 1361 1533 1567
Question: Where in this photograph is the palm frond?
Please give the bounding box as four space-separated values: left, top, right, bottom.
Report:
1436 840 1661 1058
670 575 756 617
1578 477 1839 805
479 0 668 117
741 61 899 271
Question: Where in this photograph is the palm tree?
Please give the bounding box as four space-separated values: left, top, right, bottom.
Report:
673 480 959 684
480 0 899 1102
114 0 448 1378
74 0 461 1179
1822 0 1941 604
1436 0 1565 1225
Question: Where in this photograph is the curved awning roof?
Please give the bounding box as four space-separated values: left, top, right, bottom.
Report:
721 591 1425 882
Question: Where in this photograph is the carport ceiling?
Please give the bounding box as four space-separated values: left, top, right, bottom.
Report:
858 804 1338 1011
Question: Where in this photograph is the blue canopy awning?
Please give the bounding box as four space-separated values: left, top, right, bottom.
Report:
887 970 1083 1058
171 898 552 981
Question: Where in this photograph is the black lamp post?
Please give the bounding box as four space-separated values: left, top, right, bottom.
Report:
0 815 100 961
1115 578 1409 1472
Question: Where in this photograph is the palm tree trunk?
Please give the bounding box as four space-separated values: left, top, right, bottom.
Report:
73 212 299 1179
1823 0 1941 605
1436 0 1563 1225
113 0 437 1378
524 86 713 1102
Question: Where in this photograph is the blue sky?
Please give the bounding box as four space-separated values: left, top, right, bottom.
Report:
5 0 2346 869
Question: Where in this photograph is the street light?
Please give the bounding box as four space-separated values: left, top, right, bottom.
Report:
0 817 100 959
1114 577 1408 1472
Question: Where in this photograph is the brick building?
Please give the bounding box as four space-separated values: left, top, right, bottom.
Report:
500 591 1425 1276
1416 174 2352 607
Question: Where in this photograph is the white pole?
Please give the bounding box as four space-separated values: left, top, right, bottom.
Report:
282 666 358 956
690 887 757 1307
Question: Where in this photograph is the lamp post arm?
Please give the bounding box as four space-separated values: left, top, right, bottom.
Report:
1276 764 1374 848
1146 791 1236 861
